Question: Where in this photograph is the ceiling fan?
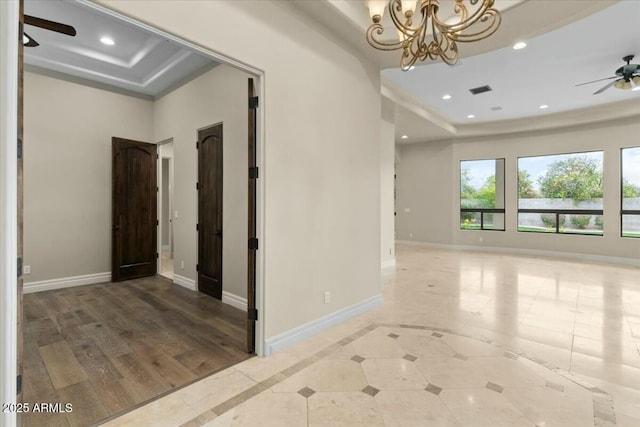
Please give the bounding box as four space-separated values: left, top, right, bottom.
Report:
576 55 640 95
23 15 77 48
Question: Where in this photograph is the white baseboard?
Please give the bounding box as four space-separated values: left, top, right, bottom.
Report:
264 294 383 356
222 291 247 311
381 258 396 270
396 240 640 268
173 274 196 291
24 272 111 294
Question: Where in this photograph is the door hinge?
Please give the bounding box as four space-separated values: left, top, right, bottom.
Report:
196 141 199 149
249 96 259 109
156 219 159 226
156 186 159 192
249 238 259 250
17 138 22 159
16 374 22 395
196 223 199 231
156 154 159 159
156 252 159 259
196 182 199 190
248 308 258 321
249 167 259 179
17 257 22 277
196 264 199 272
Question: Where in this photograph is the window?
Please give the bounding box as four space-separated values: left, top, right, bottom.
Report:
460 158 505 231
622 147 640 238
518 151 603 235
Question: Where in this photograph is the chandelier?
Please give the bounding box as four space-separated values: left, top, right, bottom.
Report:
366 0 502 70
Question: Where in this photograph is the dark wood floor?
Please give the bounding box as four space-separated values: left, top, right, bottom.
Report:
22 276 252 427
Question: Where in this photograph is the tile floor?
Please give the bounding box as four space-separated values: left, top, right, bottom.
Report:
104 244 640 426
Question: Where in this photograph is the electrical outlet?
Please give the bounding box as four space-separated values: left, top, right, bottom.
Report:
180 260 185 269
409 233 413 238
479 237 484 242
23 265 31 275
324 291 330 304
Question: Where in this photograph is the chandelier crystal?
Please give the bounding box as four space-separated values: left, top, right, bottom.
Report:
366 0 502 70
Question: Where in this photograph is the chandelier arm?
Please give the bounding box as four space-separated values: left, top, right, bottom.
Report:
432 0 492 32
364 0 500 69
452 10 501 42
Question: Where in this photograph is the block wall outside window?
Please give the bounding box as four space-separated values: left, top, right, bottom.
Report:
517 151 603 236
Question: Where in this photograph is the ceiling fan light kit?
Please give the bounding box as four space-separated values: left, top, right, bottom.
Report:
576 55 640 95
366 0 501 70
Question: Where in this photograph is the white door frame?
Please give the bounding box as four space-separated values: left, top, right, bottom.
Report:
0 1 19 425
156 138 174 277
1 2 267 423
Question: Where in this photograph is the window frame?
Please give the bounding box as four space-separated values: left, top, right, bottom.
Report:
517 150 604 236
459 158 506 232
621 146 640 238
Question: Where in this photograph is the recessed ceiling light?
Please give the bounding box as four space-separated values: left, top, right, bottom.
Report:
401 135 408 139
100 36 115 46
513 41 527 50
539 104 549 109
467 114 475 119
442 94 452 100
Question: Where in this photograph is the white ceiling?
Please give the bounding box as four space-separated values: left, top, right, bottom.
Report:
382 1 640 124
24 0 218 99
292 0 640 143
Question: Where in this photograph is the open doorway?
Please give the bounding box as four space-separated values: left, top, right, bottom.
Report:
158 139 175 280
12 0 264 425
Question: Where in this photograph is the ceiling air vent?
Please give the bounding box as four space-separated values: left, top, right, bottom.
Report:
469 85 493 95
491 106 503 111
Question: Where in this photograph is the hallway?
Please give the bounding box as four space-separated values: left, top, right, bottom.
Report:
22 276 251 426
105 244 640 426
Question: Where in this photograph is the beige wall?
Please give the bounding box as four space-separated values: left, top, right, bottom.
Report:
381 103 396 266
153 64 249 299
23 72 154 282
396 141 454 244
396 116 640 260
100 0 382 339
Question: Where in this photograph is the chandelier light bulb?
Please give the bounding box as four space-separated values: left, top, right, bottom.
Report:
368 0 387 22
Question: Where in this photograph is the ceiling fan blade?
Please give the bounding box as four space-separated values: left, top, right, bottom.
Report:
24 15 76 37
575 76 618 87
593 79 618 95
23 32 39 47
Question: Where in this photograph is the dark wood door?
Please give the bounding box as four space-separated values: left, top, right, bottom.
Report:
198 124 223 299
112 138 157 282
247 79 257 353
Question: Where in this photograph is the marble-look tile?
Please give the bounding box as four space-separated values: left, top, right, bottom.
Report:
415 357 488 389
226 392 306 427
469 357 546 387
440 388 534 427
439 334 504 357
308 392 384 427
616 413 640 427
361 359 428 390
233 352 299 383
271 359 367 393
397 335 456 359
570 352 640 391
176 369 257 413
101 393 200 427
375 390 462 427
351 334 407 359
502 383 594 427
